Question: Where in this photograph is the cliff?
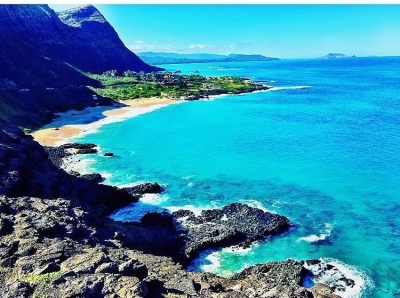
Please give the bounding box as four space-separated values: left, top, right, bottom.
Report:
0 4 160 128
0 4 157 89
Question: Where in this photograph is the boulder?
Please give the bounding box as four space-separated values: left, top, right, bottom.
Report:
123 182 163 195
60 249 110 274
141 211 175 229
118 259 148 280
81 173 103 183
94 261 119 274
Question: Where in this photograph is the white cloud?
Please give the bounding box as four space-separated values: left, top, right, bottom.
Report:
189 44 206 49
128 42 175 52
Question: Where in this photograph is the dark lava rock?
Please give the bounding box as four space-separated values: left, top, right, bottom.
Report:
43 146 71 168
303 259 355 295
0 122 137 215
311 283 341 298
103 152 114 157
3 281 33 298
61 143 97 150
141 211 175 229
81 173 102 183
76 148 98 154
118 259 148 279
194 259 314 297
94 261 119 274
123 182 163 196
175 203 290 260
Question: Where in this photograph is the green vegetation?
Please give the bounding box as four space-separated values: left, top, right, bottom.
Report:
19 127 31 134
89 71 263 101
19 271 64 285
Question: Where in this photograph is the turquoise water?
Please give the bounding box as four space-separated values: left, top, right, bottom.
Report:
72 57 400 297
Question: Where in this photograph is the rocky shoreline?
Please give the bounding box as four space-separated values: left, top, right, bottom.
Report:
0 121 351 297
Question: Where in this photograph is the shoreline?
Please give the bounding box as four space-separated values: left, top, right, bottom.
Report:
31 97 178 146
31 85 270 147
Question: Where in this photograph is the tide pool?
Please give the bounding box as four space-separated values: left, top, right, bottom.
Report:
71 57 400 297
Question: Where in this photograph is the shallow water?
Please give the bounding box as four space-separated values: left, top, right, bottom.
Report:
71 57 400 297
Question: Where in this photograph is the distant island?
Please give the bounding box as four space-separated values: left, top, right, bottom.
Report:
322 53 356 59
137 52 279 65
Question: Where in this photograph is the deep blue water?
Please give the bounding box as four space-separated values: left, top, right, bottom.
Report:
71 57 400 297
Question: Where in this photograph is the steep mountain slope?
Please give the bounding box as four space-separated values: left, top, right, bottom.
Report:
0 4 157 89
0 4 158 128
57 5 157 73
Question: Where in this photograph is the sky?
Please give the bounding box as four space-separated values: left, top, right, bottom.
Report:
49 4 400 58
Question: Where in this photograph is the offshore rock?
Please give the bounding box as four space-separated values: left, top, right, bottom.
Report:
123 182 163 196
173 203 290 260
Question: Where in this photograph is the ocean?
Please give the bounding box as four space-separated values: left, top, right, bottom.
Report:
69 57 400 297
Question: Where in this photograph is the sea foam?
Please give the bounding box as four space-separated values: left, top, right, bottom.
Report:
297 223 333 243
110 193 169 222
304 258 372 298
269 86 311 91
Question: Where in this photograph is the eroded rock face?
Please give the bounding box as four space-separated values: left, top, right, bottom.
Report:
192 259 313 298
0 122 137 216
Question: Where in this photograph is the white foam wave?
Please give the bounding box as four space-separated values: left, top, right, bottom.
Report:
204 94 229 101
182 175 196 180
187 182 194 187
63 157 96 175
221 241 259 255
297 223 333 243
140 193 169 205
110 193 169 222
59 102 184 144
187 249 221 273
268 86 311 91
304 258 371 298
98 172 112 181
110 202 167 222
239 199 272 213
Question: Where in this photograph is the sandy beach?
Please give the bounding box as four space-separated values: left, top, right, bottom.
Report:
32 97 176 146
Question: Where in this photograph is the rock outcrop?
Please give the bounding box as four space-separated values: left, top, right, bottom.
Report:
0 195 341 298
0 121 136 215
173 203 290 260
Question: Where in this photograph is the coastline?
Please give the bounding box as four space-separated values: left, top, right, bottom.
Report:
31 84 270 147
31 97 177 146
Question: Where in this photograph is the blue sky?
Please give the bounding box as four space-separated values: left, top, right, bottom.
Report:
49 4 400 58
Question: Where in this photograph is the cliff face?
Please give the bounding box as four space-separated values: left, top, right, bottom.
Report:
0 4 160 128
0 4 157 89
57 5 156 73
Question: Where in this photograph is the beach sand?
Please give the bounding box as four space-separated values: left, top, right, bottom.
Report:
31 97 176 146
